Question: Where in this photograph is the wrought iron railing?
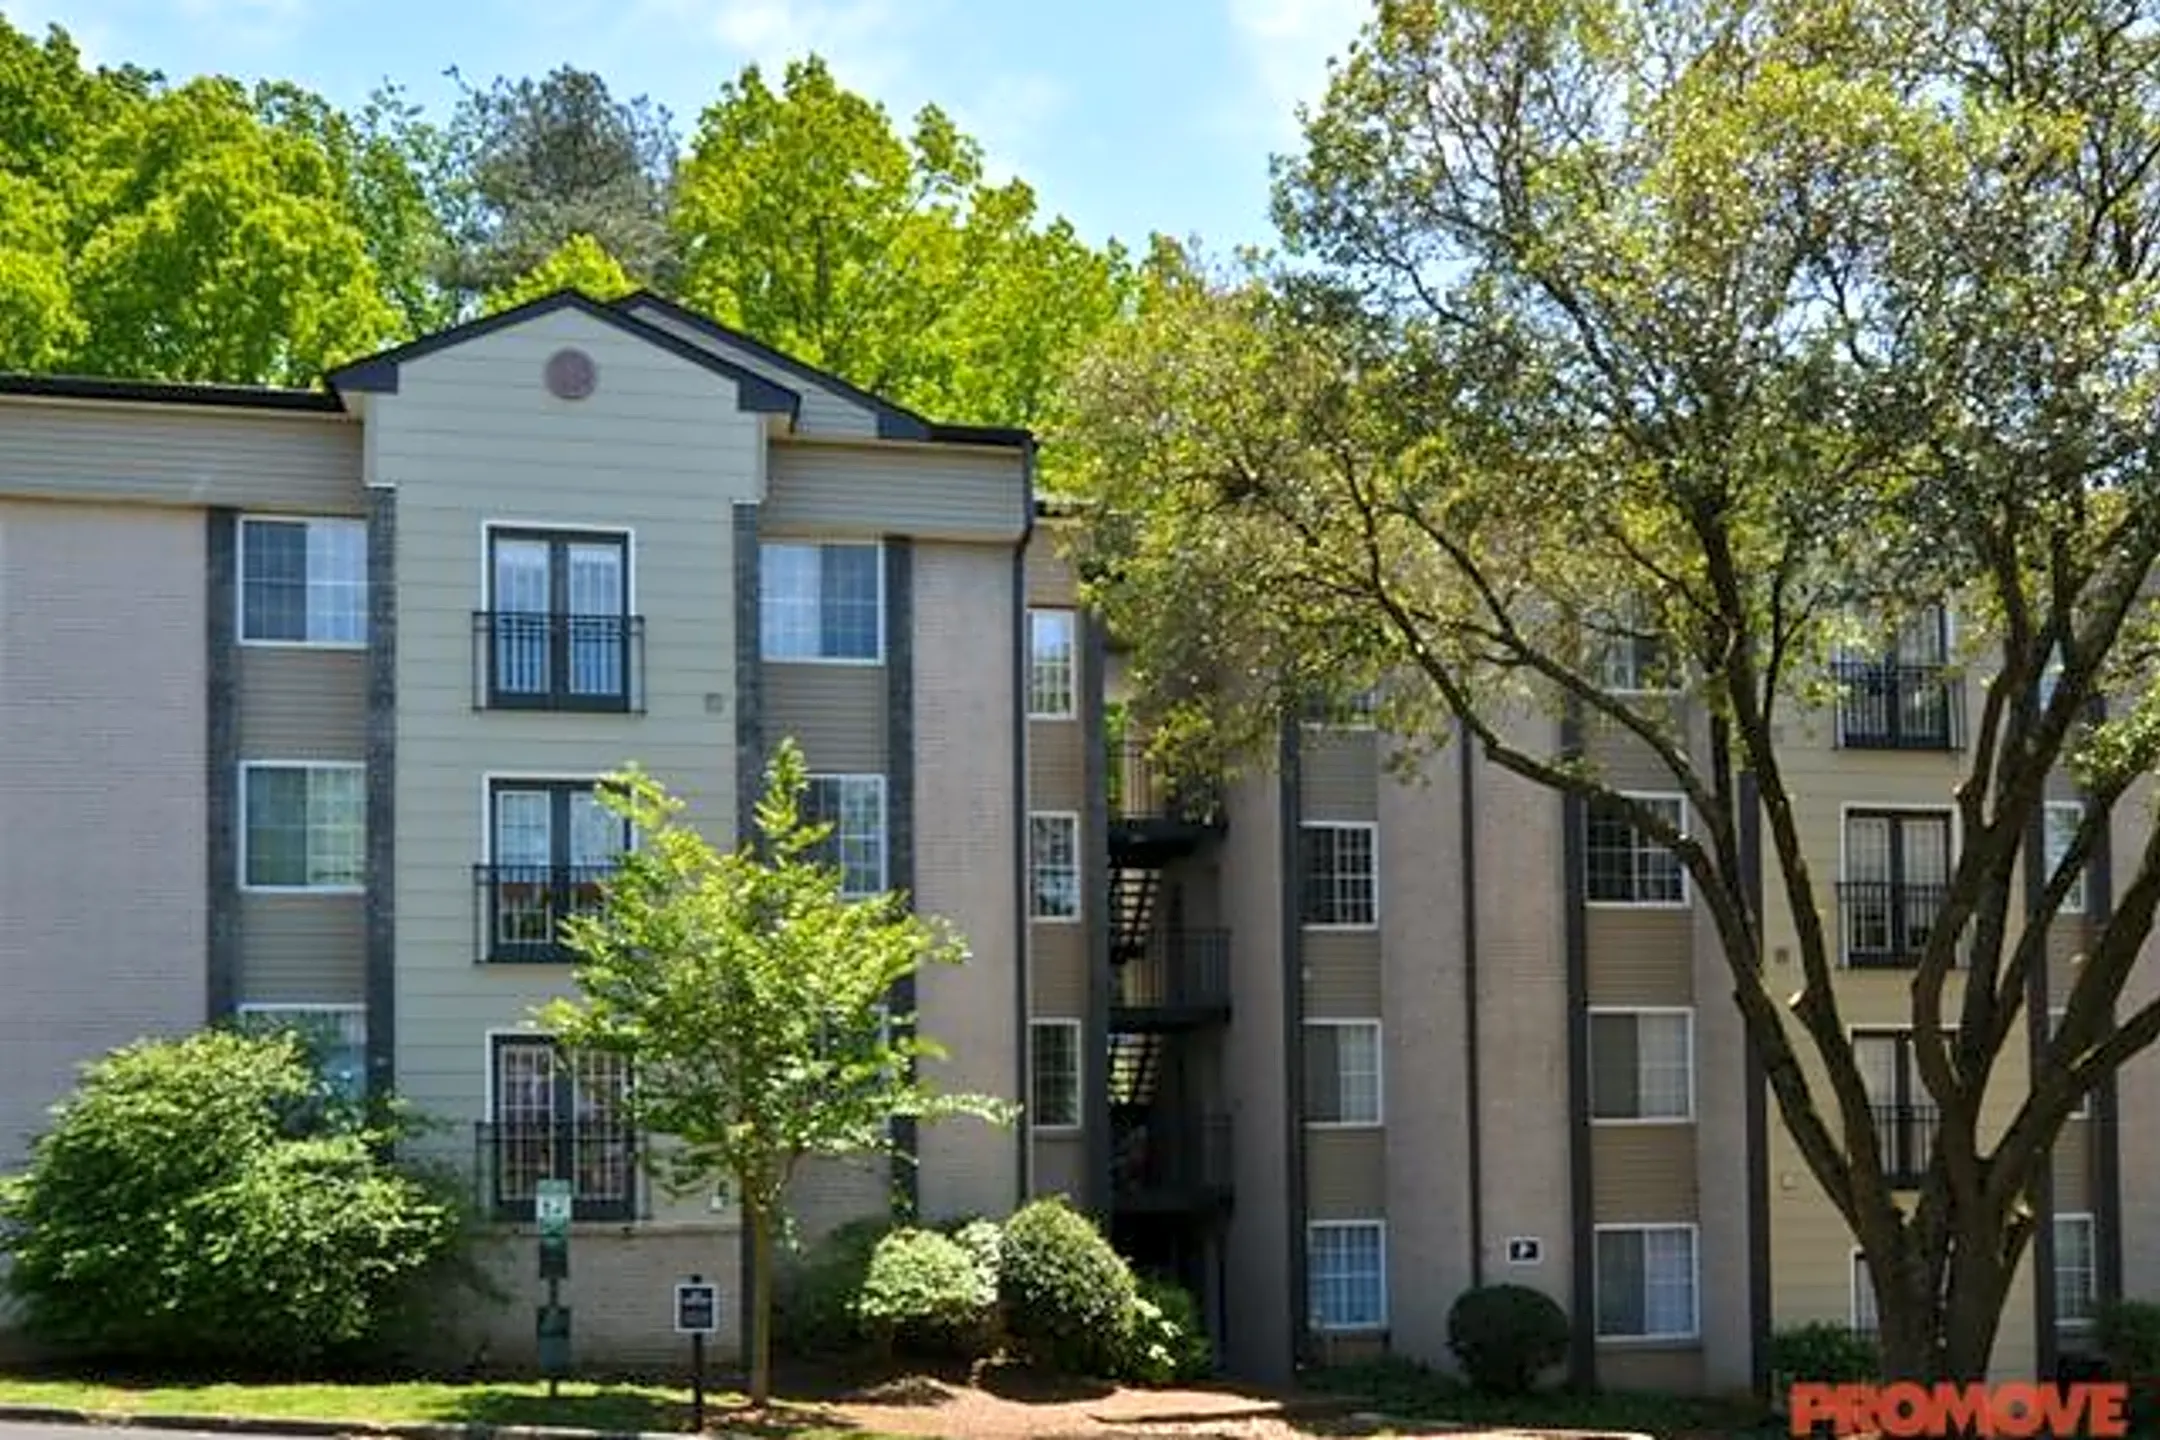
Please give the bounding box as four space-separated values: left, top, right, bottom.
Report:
1108 740 1222 828
1870 1103 1939 1188
473 1121 638 1222
1834 661 1961 750
1838 881 1950 969
1112 929 1231 1014
475 864 615 962
473 611 644 713
1112 1111 1233 1205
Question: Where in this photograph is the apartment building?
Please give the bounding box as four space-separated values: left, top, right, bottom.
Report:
0 289 1031 1366
2 287 2154 1388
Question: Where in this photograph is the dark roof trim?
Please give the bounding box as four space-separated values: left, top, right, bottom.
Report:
0 372 343 413
923 421 1033 450
327 289 800 417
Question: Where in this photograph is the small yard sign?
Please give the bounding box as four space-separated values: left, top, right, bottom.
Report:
534 1179 574 1235
675 1279 720 1335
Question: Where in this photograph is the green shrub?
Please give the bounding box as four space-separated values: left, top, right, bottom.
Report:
998 1197 1137 1375
1117 1274 1215 1384
1445 1284 1570 1395
773 1217 891 1356
0 1030 470 1371
856 1227 997 1358
1768 1322 1879 1386
948 1217 1004 1288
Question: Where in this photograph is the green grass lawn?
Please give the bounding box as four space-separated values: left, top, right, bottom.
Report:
0 1376 880 1436
1305 1360 1784 1438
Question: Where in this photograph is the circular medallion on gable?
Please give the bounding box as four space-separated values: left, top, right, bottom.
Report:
544 347 598 400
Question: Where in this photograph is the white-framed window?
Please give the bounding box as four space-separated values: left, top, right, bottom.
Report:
1594 1223 1699 1341
1307 1220 1387 1331
1301 822 1379 928
240 516 367 645
1030 812 1081 920
1595 607 1672 694
1303 1020 1383 1126
242 762 365 892
2056 1213 2097 1327
487 1034 634 1220
1028 609 1077 719
805 775 887 898
2051 1010 2092 1120
1589 1009 1694 1122
1585 793 1686 906
2045 801 2088 915
235 1004 366 1101
760 541 882 661
1850 1250 1878 1335
1029 1019 1081 1130
1301 688 1379 728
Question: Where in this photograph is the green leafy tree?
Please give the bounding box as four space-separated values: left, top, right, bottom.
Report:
0 1029 470 1369
482 232 635 314
439 65 677 306
540 740 1013 1404
1058 0 2160 1384
672 55 1133 428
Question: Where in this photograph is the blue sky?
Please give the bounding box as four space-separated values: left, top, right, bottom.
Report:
2 0 1371 253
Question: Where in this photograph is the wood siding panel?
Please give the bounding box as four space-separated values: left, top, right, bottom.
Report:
1029 720 1085 810
1592 1126 1700 1221
1300 730 1378 820
1304 930 1382 1015
764 664 886 772
1031 925 1088 1016
1305 1129 1387 1217
765 442 1026 543
238 648 366 757
0 399 361 512
1032 1136 1087 1203
621 304 880 438
238 896 365 1003
1585 911 1695 1006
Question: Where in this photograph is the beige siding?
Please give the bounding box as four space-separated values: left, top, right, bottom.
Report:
1586 705 1686 793
1592 1126 1699 1221
1300 730 1378 819
1025 533 1079 605
1029 720 1085 807
0 398 361 511
764 441 1027 544
376 304 762 1228
238 896 365 1004
1599 1347 1706 1393
619 301 880 439
911 541 1023 1221
1031 926 1088 1017
1586 911 1694 1006
1691 818 1757 1391
764 664 886 772
238 648 366 757
1306 1129 1386 1218
0 501 207 1169
2054 1123 2093 1211
1378 744 1478 1365
1305 930 1383 1015
1032 1136 1087 1203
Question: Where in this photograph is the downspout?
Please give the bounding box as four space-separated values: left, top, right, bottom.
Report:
1459 721 1485 1288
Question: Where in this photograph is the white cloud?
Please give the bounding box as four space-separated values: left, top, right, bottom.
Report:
1223 0 1368 143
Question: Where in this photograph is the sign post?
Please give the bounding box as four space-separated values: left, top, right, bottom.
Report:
535 1179 574 1397
675 1274 720 1430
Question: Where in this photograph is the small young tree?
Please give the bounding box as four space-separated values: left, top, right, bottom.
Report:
541 739 1013 1405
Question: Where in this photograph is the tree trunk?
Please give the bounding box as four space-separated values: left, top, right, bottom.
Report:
748 1201 775 1407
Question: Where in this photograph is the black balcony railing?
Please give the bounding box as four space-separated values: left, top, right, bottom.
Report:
1834 661 1961 750
1112 1111 1233 1209
1109 741 1221 828
1870 1103 1939 1188
475 864 615 962
473 611 644 713
1839 881 1950 969
1112 929 1231 1017
474 1121 638 1222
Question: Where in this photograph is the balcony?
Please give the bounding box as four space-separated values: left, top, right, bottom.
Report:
1112 1111 1233 1213
474 1121 638 1222
475 864 614 962
1834 661 1961 750
1112 929 1231 1027
1870 1103 1939 1188
473 611 645 713
1109 740 1223 861
1839 881 1950 969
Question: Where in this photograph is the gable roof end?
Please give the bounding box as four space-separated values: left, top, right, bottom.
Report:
325 289 800 418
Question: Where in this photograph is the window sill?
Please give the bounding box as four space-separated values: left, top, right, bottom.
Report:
1028 710 1078 723
1306 1120 1384 1132
1032 1124 1084 1138
1591 1116 1698 1128
1584 900 1692 912
243 885 366 897
1302 923 1380 934
239 638 369 652
761 654 885 668
1595 1335 1702 1350
1030 913 1084 925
